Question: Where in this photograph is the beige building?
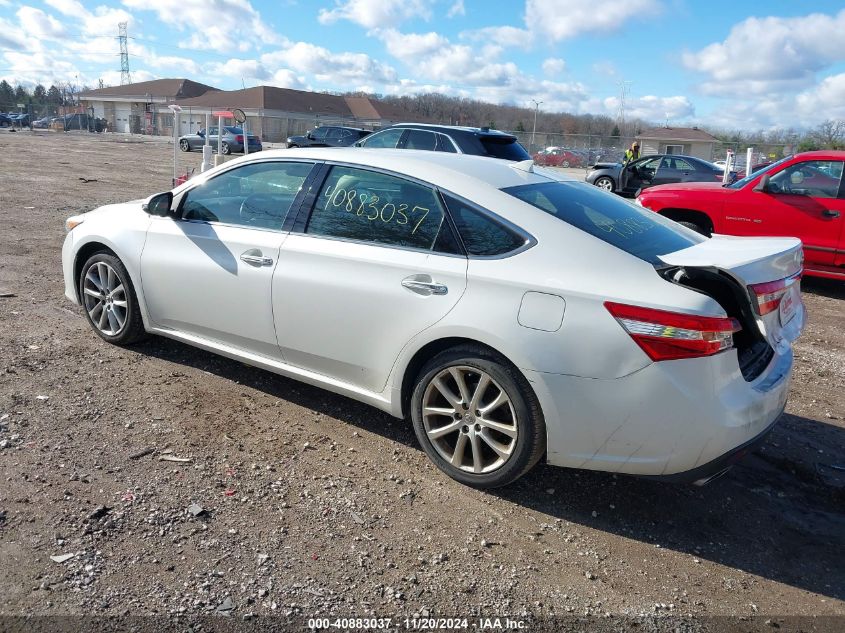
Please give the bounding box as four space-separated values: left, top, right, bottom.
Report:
80 78 422 142
79 78 219 134
636 126 720 160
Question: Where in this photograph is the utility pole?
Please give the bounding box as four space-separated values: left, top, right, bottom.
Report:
531 99 543 154
118 22 131 85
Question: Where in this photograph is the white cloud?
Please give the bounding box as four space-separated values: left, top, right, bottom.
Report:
122 0 279 51
44 0 85 16
17 7 66 39
207 58 271 82
795 73 845 122
602 94 695 121
542 57 566 76
460 25 532 49
317 0 434 29
270 69 307 90
682 10 845 95
446 0 465 18
524 0 661 41
262 42 398 84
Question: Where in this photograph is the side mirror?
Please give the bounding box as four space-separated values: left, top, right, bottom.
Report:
753 173 770 193
142 191 173 217
306 132 314 140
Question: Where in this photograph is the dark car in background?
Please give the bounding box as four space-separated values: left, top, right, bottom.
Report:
0 113 12 127
356 123 530 161
286 125 370 148
179 126 262 154
586 154 729 196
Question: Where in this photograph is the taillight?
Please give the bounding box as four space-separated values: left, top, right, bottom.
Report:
749 272 801 315
605 301 741 361
236 134 244 143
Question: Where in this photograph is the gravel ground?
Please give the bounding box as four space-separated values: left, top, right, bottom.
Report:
0 131 843 628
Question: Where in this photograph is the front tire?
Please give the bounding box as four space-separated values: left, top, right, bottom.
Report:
410 346 545 488
79 253 146 346
594 176 615 191
179 139 190 152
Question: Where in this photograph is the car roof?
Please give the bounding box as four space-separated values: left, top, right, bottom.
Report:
315 125 367 131
209 147 573 193
381 123 516 138
791 150 845 160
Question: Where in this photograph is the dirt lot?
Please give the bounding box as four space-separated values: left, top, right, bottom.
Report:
0 131 843 627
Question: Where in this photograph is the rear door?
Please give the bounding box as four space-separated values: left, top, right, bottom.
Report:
724 158 845 267
272 164 467 393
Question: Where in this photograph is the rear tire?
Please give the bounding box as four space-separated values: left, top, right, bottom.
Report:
410 345 545 488
179 139 190 152
221 141 231 155
79 253 146 346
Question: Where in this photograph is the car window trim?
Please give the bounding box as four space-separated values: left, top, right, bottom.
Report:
173 159 319 231
289 160 467 258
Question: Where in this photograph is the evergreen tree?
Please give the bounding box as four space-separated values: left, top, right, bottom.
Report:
33 84 47 103
47 85 62 105
0 80 14 109
13 84 28 103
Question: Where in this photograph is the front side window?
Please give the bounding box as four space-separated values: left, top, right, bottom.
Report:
305 166 453 251
325 128 344 141
767 160 844 198
361 128 404 148
180 161 314 229
502 181 703 265
443 195 527 256
310 127 328 140
436 134 457 153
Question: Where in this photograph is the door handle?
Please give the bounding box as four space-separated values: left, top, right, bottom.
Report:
822 209 840 218
240 250 273 266
402 277 448 296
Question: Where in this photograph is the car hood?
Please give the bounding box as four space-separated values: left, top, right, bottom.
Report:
590 162 619 170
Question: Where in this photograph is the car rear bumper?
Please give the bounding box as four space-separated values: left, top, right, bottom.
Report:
524 345 792 477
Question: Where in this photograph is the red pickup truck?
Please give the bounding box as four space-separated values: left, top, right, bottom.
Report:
636 151 845 280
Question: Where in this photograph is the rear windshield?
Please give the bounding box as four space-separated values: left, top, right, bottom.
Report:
502 181 704 265
480 136 531 161
225 126 243 134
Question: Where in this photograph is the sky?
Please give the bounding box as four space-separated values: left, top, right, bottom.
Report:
2 0 845 130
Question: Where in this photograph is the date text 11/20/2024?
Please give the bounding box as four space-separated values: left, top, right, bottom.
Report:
307 617 527 630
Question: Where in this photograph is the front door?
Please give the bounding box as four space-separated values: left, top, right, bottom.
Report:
726 158 845 268
140 159 316 358
624 156 661 194
273 164 468 393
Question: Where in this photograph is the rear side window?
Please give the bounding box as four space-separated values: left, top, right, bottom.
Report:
480 136 530 161
436 134 457 152
306 166 454 251
502 181 703 264
443 195 527 256
404 129 437 150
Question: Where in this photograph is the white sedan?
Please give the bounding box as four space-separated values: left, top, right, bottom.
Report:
62 148 805 488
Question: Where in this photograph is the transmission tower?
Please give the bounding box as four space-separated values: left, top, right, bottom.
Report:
118 22 131 85
616 80 631 137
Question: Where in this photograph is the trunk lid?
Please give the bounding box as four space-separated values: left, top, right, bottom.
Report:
657 235 805 380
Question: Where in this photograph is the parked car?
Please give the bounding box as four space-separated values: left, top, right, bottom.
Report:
32 116 52 129
0 113 11 127
62 147 804 487
533 148 583 168
587 154 729 196
179 126 262 154
286 125 370 148
356 123 531 161
636 151 845 280
10 113 31 127
60 113 105 131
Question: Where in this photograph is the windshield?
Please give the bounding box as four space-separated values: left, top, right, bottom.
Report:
502 181 704 265
481 136 531 161
727 155 792 189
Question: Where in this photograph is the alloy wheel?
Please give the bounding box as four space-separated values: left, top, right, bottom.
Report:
82 262 127 336
422 366 518 474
